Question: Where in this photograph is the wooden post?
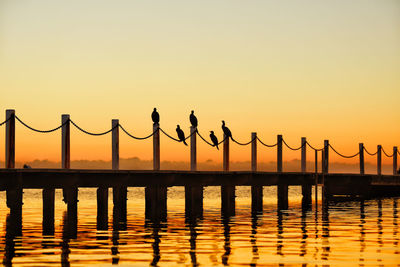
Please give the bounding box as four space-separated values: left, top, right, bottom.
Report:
223 133 230 171
112 119 119 170
185 185 203 219
190 126 197 171
301 138 310 208
377 145 382 175
62 115 70 169
97 187 108 230
359 143 365 175
277 135 283 172
153 123 160 171
314 150 318 207
43 188 55 235
251 132 262 212
276 135 287 210
221 185 235 216
323 140 329 174
301 137 306 173
5 109 15 169
394 146 398 175
251 132 257 172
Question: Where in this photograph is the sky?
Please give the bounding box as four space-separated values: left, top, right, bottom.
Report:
0 0 399 166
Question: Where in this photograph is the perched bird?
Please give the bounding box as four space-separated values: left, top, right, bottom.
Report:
189 110 198 128
176 125 188 145
221 120 232 139
210 131 219 150
23 164 31 169
151 108 159 124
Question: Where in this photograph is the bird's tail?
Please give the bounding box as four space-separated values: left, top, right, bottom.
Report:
183 140 188 146
216 144 219 150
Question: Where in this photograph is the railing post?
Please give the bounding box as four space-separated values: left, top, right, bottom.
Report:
61 114 70 169
301 137 306 173
323 140 329 174
223 133 230 171
359 143 365 175
377 145 382 175
251 132 262 213
394 146 398 175
277 135 283 172
251 132 257 172
5 109 15 169
153 123 160 171
190 126 197 171
112 119 119 170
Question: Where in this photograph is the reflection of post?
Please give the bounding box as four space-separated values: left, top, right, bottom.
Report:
43 188 55 235
111 205 121 264
393 199 398 250
150 224 161 266
321 201 330 261
276 212 283 256
3 212 21 266
359 200 366 264
377 199 383 261
61 211 74 266
299 210 308 257
187 217 199 266
221 217 231 265
250 213 260 266
221 185 235 217
185 185 203 219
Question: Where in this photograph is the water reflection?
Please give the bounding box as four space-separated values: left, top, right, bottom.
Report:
0 189 399 265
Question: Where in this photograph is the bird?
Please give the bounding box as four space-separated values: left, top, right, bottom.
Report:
189 110 198 128
210 131 219 150
151 108 159 124
23 164 31 169
176 125 188 145
221 120 232 139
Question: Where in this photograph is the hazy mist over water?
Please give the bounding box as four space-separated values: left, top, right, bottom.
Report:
0 187 399 266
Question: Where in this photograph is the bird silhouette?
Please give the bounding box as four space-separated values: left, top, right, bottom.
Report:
221 120 232 139
210 131 219 150
176 125 188 145
151 108 159 124
189 110 198 128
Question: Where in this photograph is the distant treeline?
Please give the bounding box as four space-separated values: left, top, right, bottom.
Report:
0 157 394 174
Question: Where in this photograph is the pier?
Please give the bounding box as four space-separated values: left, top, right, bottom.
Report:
1 109 399 230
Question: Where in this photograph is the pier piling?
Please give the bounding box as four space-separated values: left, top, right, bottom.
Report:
43 188 55 235
97 187 108 230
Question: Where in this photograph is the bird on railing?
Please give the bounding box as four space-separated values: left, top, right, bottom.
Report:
176 125 188 145
189 110 198 128
221 120 232 139
152 108 159 125
210 131 219 150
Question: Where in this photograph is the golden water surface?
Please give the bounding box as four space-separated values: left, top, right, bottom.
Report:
0 187 399 266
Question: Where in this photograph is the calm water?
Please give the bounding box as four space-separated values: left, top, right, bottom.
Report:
0 186 399 266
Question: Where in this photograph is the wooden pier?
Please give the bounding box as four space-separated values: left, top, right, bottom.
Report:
1 109 399 232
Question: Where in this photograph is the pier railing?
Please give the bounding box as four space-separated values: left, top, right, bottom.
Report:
2 109 399 175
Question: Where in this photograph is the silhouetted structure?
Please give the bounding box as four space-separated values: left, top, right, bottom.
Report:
151 108 159 124
176 125 187 145
222 120 232 139
189 110 198 128
210 131 219 150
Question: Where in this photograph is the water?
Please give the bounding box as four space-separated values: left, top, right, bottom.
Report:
0 187 399 266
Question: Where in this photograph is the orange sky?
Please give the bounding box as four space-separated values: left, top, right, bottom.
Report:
0 0 399 165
